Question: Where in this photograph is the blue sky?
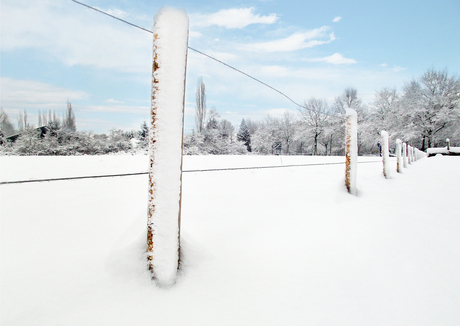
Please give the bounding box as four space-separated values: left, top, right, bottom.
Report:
2 0 459 134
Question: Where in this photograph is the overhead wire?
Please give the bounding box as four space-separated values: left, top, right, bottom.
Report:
69 0 327 114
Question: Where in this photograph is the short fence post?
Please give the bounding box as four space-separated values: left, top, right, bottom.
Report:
345 109 357 195
408 145 412 164
147 8 189 287
381 130 390 178
446 138 450 151
403 142 408 168
396 139 402 173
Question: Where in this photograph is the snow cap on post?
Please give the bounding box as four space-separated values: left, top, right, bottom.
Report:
147 7 189 287
345 109 357 195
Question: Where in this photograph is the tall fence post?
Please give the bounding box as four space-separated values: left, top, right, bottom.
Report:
345 109 357 195
381 130 390 178
147 8 189 287
396 139 402 173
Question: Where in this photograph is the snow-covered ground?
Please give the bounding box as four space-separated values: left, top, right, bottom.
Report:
1 154 459 325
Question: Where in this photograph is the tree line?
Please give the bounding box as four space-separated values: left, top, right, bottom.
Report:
186 68 459 155
0 102 148 155
1 68 459 156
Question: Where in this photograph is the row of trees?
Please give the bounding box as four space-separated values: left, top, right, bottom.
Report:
1 69 459 156
188 69 459 155
0 103 148 155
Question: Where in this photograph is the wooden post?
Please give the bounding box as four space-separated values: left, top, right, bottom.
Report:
345 109 357 195
396 139 402 173
446 138 450 151
381 130 390 178
402 142 408 168
147 8 189 286
407 145 412 164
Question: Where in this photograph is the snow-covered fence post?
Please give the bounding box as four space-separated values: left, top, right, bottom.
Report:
407 145 412 164
345 109 357 195
446 138 450 151
147 8 189 287
396 139 402 173
381 131 390 178
403 142 408 168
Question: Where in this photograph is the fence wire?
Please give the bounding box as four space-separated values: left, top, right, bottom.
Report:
0 160 383 185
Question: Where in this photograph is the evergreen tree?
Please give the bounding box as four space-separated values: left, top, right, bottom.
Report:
64 101 77 132
237 119 251 152
195 78 207 133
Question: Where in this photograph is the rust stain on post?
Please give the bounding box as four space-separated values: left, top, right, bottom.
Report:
345 117 352 193
147 32 160 274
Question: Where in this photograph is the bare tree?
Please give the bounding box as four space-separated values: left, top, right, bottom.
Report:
278 111 297 154
195 77 207 133
301 98 329 155
219 119 234 141
17 110 29 131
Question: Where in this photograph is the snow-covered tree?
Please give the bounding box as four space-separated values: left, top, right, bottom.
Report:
63 101 77 132
301 98 329 155
195 77 207 134
237 119 251 152
401 69 460 150
0 108 16 137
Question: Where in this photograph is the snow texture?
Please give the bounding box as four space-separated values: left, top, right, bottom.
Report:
381 130 390 178
345 109 357 195
1 154 460 325
147 7 189 286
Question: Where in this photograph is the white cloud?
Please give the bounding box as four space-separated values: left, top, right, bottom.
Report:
333 16 342 23
0 77 88 111
380 64 407 72
391 66 406 72
243 27 335 52
192 8 278 29
204 51 239 62
82 104 148 114
105 99 125 104
2 1 152 73
305 53 357 65
189 31 203 38
103 8 128 18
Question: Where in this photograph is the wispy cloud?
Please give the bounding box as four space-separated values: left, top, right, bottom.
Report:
191 8 278 29
189 31 203 38
105 99 125 104
333 16 342 23
2 1 151 73
305 53 356 65
1 77 87 110
243 27 335 52
82 104 148 114
380 63 407 72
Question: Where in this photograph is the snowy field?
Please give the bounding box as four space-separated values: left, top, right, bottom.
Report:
1 154 459 325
